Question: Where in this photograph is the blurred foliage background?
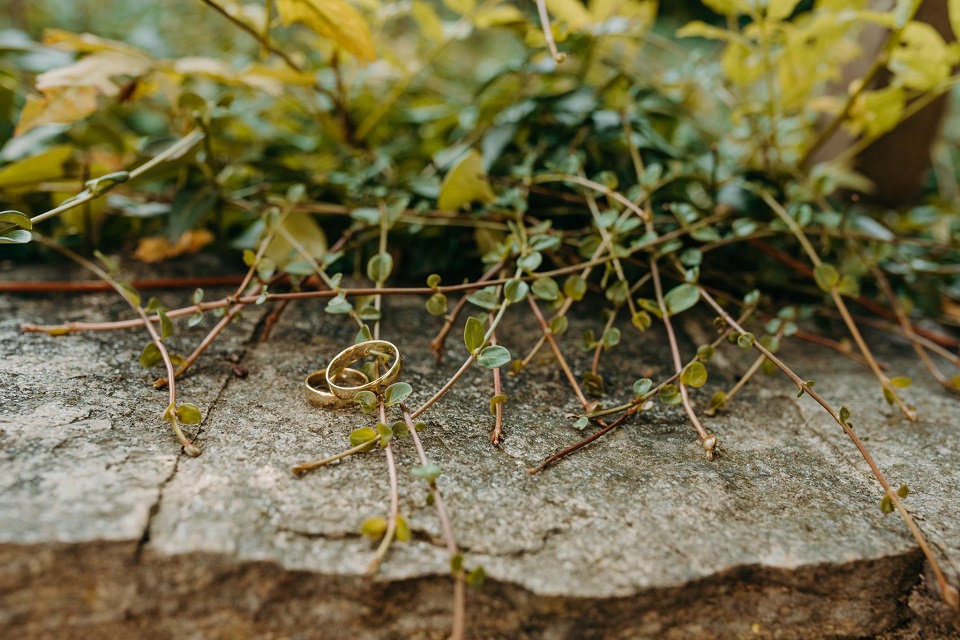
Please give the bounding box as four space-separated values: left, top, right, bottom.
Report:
2 0 960 321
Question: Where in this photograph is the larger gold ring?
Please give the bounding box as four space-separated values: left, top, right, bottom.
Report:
304 367 368 408
325 340 402 400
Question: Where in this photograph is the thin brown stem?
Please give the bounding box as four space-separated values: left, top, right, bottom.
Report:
490 329 505 445
527 296 590 409
528 412 631 474
650 257 715 458
400 405 466 638
760 191 915 421
369 400 400 573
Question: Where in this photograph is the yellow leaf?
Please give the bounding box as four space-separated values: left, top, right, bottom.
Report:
676 20 738 41
36 51 150 95
437 150 496 211
473 5 527 28
16 50 151 136
766 0 800 21
43 29 145 56
853 86 905 138
442 0 475 14
264 214 328 267
590 0 656 25
889 22 950 91
700 0 750 16
275 0 376 63
722 41 762 86
412 0 445 42
134 230 215 263
951 0 960 42
0 145 73 188
15 88 99 136
545 0 593 29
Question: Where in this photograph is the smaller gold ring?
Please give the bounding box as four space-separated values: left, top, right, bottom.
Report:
326 340 402 400
305 367 368 408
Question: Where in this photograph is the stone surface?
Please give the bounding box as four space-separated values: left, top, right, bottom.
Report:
1 263 959 638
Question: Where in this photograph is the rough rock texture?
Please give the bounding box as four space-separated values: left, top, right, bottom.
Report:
1 264 959 639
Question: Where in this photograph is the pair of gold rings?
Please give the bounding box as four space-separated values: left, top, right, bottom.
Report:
303 340 402 409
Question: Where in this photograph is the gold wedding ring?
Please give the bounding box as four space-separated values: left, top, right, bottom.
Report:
304 367 368 408
325 340 402 400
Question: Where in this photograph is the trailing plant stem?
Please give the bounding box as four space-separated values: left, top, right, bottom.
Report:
698 287 958 610
761 192 915 421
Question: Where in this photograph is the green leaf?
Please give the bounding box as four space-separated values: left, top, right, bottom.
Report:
664 284 700 316
366 252 393 282
632 311 652 331
708 391 726 411
529 234 560 251
679 248 702 267
605 280 629 304
350 426 378 447
477 345 511 369
636 298 663 318
192 288 204 304
139 343 163 368
284 260 315 276
563 276 587 301
466 287 499 310
572 416 589 430
450 553 463 573
325 295 353 314
737 332 755 349
464 316 485 354
187 311 204 328
395 515 411 542
601 327 621 350
361 516 388 539
0 229 32 244
377 422 394 448
697 344 715 361
426 273 442 288
889 376 912 389
531 277 559 301
411 464 442 481
159 310 173 341
0 210 32 229
659 384 682 405
504 280 529 303
897 484 910 499
426 293 448 316
355 324 372 344
633 378 653 396
488 394 507 414
839 405 851 423
177 403 203 425
355 390 378 414
549 315 569 336
517 251 543 272
467 566 485 586
813 263 839 292
383 382 413 406
680 362 708 388
880 494 894 515
437 150 496 210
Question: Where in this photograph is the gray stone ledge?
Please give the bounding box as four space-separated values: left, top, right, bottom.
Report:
1 265 958 638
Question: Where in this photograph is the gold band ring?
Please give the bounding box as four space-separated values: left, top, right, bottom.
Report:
325 340 402 400
305 367 368 408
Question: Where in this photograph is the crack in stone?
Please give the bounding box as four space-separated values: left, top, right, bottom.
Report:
135 452 181 562
135 308 267 562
